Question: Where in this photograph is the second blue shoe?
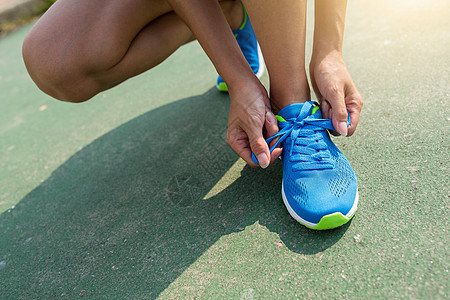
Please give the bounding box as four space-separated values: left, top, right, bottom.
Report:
217 5 264 92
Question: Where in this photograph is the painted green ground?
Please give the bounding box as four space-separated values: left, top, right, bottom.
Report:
0 0 448 298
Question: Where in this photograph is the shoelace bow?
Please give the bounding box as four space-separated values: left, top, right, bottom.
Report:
252 101 346 171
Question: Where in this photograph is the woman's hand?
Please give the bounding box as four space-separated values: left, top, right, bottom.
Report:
227 81 282 168
309 51 363 136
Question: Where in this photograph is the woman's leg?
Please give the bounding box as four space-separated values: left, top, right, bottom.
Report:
23 0 244 102
241 0 310 113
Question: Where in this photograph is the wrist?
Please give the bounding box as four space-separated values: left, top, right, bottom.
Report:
227 74 263 96
312 45 343 61
310 48 344 68
227 78 268 111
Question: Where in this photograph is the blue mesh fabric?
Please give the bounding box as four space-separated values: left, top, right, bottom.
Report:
328 152 354 197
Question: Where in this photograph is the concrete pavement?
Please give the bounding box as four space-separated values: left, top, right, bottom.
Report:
0 0 448 298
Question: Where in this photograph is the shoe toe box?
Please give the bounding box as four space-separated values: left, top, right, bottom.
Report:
283 171 358 225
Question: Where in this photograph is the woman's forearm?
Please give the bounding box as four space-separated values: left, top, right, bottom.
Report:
167 0 257 88
312 0 347 57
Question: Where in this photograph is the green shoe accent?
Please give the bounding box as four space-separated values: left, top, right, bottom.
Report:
217 82 228 92
311 106 320 115
304 210 356 230
276 104 319 123
276 115 286 122
237 3 248 31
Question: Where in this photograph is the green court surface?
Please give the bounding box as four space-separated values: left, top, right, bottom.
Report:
0 0 448 298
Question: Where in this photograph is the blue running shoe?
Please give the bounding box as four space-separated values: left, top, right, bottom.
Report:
216 6 264 92
252 101 359 230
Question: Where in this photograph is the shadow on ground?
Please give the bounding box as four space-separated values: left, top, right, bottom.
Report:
0 88 350 298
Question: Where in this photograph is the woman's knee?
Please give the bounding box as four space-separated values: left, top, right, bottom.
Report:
22 30 100 103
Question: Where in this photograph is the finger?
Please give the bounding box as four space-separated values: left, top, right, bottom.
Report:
320 100 339 136
247 127 271 168
227 129 259 168
346 97 363 136
343 81 363 136
239 148 260 167
270 148 283 164
250 137 270 168
264 111 282 165
327 88 349 136
265 110 279 148
328 108 340 136
320 99 331 119
347 110 359 137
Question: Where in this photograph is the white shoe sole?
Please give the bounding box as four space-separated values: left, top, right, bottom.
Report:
281 182 359 229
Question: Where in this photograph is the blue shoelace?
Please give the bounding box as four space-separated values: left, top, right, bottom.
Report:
252 101 348 171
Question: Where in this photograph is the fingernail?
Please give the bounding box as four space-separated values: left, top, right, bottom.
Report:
257 153 269 168
338 122 348 136
266 111 276 124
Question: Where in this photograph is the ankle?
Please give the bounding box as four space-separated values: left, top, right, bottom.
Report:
270 82 311 114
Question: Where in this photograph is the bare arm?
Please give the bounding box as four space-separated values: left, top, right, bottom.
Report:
310 0 363 136
168 0 254 88
167 0 279 167
313 0 347 55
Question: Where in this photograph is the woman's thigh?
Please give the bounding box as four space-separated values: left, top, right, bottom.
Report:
24 0 174 77
23 0 176 100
